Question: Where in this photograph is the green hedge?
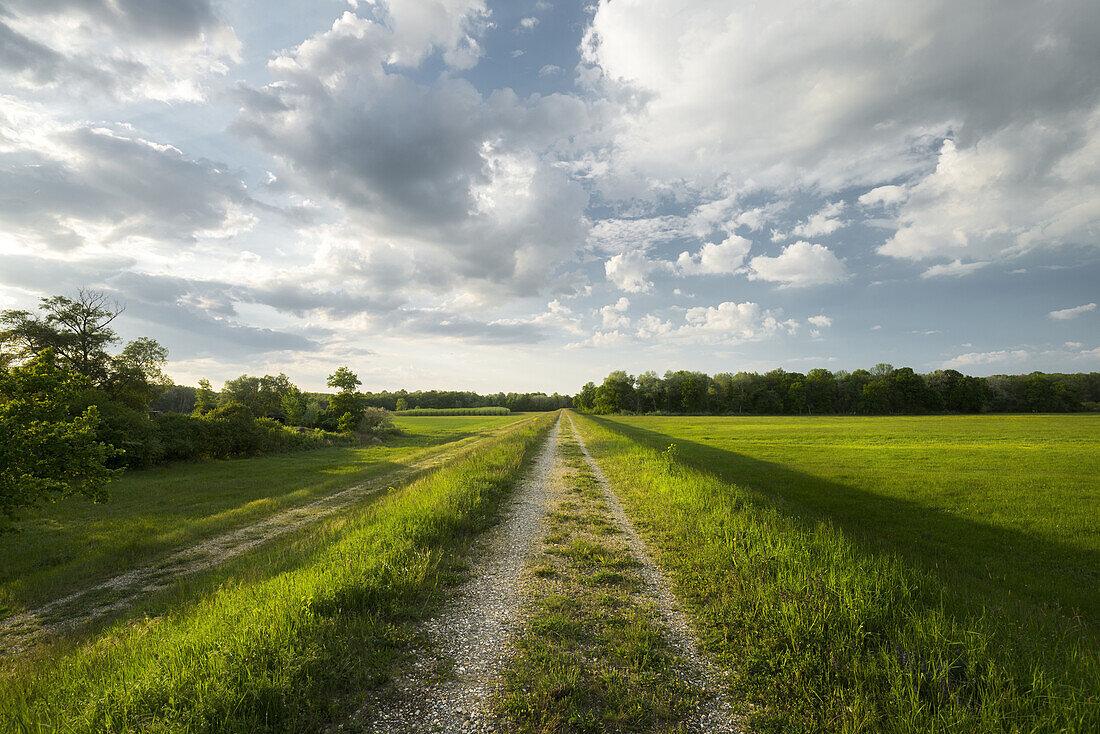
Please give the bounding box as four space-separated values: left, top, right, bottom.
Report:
90 405 345 469
395 407 511 416
152 409 340 463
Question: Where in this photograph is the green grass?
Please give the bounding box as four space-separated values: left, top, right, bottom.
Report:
574 412 1099 732
0 413 530 622
496 427 701 732
0 412 556 732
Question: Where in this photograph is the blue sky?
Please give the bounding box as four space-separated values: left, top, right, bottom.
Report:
1 0 1097 393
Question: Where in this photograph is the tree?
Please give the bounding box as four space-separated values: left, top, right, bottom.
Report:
1 290 123 381
324 366 363 431
805 369 837 414
193 378 217 415
281 385 309 425
635 370 664 413
221 373 298 420
595 370 635 414
573 382 598 412
0 351 118 526
680 374 706 413
1 291 167 409
327 366 362 393
106 336 171 410
395 397 409 412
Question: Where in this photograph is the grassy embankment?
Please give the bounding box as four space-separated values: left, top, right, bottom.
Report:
497 423 702 731
575 413 1099 732
0 411 556 732
0 413 529 623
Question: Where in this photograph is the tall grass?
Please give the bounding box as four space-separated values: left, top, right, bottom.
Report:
573 414 1098 733
0 413 556 732
396 407 511 416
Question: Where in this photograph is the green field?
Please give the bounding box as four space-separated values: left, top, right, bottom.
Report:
3 411 1096 732
0 412 554 731
0 413 529 628
575 413 1100 731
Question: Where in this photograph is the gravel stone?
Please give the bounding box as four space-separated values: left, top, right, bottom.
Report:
358 416 562 733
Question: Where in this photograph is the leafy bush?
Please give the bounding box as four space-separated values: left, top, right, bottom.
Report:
151 408 345 462
358 406 396 435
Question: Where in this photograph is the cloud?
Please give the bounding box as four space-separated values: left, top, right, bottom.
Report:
878 129 1100 263
676 235 751 275
858 185 907 207
605 250 659 293
583 0 1100 261
569 299 801 348
518 17 539 31
232 6 592 302
1049 302 1097 320
0 100 257 251
677 301 799 343
790 201 846 239
747 242 847 287
539 64 563 77
0 0 239 101
943 349 1031 369
920 259 992 279
808 315 832 328
598 296 631 329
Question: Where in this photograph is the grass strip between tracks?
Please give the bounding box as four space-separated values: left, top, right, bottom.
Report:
572 413 1098 733
496 423 702 731
0 413 556 733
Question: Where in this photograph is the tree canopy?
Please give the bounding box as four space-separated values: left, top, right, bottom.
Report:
0 351 118 526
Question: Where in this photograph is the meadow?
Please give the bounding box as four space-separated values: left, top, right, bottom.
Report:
3 410 1096 732
0 413 529 638
575 413 1099 732
0 412 554 731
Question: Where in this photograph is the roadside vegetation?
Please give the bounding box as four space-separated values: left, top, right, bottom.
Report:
0 413 555 732
497 425 703 732
572 413 1099 732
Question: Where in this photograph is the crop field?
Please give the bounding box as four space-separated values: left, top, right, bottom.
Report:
2 410 1095 733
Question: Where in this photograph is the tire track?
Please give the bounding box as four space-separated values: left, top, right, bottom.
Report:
359 415 562 733
566 413 742 733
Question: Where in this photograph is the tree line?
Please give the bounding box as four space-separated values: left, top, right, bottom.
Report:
573 367 1100 415
154 385 571 415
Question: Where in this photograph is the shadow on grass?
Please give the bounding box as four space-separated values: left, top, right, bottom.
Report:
589 416 1100 635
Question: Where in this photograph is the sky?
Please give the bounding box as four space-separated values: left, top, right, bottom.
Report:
1 0 1098 394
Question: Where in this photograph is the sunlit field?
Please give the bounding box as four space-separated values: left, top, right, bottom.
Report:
576 413 1100 732
0 414 554 732
0 413 530 629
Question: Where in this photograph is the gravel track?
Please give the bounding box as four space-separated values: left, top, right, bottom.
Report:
566 414 743 733
358 415 562 734
0 421 536 655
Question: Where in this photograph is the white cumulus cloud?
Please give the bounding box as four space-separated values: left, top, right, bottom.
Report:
920 259 992 279
1049 302 1097 320
676 235 751 275
748 242 846 287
